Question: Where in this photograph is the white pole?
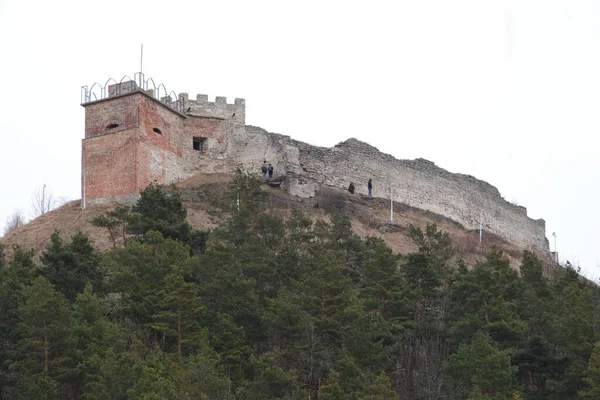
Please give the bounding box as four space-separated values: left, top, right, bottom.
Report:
140 44 144 87
237 192 240 211
389 186 393 223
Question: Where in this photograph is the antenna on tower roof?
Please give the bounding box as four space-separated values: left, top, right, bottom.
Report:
140 44 143 74
139 44 144 87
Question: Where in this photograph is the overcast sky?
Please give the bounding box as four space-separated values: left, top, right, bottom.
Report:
1 0 599 277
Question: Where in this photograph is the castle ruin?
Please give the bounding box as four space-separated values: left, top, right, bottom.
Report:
81 76 549 251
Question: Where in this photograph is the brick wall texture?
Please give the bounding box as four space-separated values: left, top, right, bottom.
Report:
82 88 549 251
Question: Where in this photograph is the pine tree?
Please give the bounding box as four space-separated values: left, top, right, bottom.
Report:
13 277 73 394
40 231 103 302
321 370 345 400
71 284 126 398
445 332 517 399
236 353 297 399
128 183 210 254
92 205 132 248
0 246 37 394
448 248 527 348
84 345 144 400
545 264 596 398
102 232 196 357
579 341 600 399
152 265 207 357
0 242 5 268
362 373 397 400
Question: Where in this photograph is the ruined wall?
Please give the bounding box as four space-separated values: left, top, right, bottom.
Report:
229 127 549 251
81 83 547 251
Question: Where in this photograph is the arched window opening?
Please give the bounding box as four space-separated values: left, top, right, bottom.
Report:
106 123 119 130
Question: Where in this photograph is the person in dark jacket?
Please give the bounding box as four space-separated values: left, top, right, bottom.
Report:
368 179 372 198
268 164 274 178
261 162 268 181
348 182 355 194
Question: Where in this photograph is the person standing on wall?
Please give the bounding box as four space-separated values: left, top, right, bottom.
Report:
268 163 274 179
368 179 373 198
261 161 268 181
348 182 355 194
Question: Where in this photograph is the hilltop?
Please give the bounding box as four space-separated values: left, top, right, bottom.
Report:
1 171 555 275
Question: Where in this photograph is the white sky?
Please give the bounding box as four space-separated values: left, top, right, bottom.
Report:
1 0 599 277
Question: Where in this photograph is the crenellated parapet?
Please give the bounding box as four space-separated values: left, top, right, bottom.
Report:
177 93 245 124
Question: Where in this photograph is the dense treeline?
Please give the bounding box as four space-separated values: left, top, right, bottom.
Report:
1 171 600 399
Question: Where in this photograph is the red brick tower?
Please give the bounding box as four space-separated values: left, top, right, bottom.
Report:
81 79 245 203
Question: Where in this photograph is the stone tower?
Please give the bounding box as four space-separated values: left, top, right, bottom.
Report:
81 80 245 203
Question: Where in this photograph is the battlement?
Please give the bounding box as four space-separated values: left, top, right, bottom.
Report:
108 80 139 97
81 73 244 124
177 93 245 124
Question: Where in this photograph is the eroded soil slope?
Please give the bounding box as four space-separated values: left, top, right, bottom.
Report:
2 172 555 274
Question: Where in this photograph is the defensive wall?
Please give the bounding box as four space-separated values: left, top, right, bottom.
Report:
81 79 549 252
228 127 548 251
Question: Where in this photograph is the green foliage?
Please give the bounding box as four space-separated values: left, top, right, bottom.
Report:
13 276 73 388
92 205 132 247
130 183 210 255
543 264 597 398
94 183 210 255
445 332 517 399
407 223 454 277
11 375 57 400
40 231 103 301
225 167 265 212
129 183 188 237
2 172 600 399
152 265 207 357
85 344 231 400
103 231 192 329
579 341 600 399
0 242 5 268
237 353 297 399
321 370 345 400
363 373 397 400
449 248 527 347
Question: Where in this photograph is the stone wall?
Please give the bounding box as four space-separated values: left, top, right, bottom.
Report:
229 127 549 251
81 84 548 251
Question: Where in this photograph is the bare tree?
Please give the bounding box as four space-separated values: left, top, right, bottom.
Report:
4 209 26 235
31 184 56 218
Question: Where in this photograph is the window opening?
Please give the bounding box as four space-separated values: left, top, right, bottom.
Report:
106 123 119 129
153 127 162 135
193 137 206 152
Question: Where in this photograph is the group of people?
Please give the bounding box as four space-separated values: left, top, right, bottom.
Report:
261 162 372 199
348 179 373 198
261 161 274 181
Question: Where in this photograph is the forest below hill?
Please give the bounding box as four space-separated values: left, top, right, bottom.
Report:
1 170 599 400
